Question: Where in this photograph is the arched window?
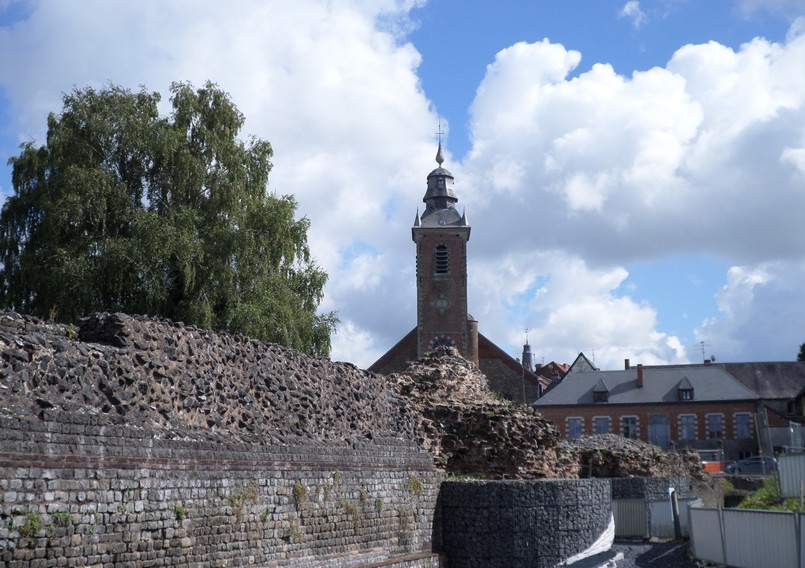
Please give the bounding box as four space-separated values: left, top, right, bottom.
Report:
434 245 449 274
429 335 455 351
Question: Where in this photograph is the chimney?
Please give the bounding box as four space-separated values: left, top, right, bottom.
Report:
624 358 630 370
637 364 644 388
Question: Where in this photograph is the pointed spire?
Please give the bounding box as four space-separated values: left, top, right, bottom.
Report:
460 208 468 226
413 209 421 227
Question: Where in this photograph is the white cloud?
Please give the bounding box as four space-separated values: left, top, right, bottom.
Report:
738 0 805 19
695 261 805 361
454 24 805 368
619 1 647 29
463 27 805 264
468 252 689 370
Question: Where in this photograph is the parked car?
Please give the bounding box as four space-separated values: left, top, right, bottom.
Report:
725 456 778 475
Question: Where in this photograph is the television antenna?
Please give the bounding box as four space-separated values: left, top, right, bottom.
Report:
697 341 712 363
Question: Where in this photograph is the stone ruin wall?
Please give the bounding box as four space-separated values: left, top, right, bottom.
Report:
0 411 441 567
0 312 443 567
0 312 697 567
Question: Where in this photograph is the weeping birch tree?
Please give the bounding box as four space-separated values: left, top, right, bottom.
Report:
0 82 337 356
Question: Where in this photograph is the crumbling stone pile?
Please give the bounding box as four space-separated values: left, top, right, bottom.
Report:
387 347 578 479
565 433 708 481
0 311 707 481
0 312 419 444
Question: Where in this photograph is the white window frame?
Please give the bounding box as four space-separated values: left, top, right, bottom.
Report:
706 413 724 440
621 415 639 439
566 417 583 439
593 416 610 435
679 414 697 442
734 412 752 440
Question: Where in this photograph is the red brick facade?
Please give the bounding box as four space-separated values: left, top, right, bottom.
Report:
538 401 756 438
535 400 785 459
413 231 471 359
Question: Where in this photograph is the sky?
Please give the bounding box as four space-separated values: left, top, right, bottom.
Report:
1 0 805 371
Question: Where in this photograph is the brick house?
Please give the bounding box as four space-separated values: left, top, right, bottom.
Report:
717 362 805 421
532 358 790 460
369 145 547 401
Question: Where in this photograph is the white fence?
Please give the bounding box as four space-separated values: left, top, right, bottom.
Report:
781 453 805 499
613 497 699 539
689 506 804 568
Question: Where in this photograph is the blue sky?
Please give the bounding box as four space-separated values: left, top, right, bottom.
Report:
2 0 805 369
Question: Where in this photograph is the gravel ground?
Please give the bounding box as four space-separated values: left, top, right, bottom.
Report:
609 540 708 567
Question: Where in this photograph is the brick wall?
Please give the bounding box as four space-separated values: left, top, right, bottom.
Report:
415 234 469 358
478 359 540 404
0 412 443 567
537 401 760 456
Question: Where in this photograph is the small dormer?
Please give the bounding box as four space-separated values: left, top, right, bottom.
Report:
593 378 610 403
677 376 694 401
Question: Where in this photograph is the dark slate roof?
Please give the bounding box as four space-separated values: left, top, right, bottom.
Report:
568 352 598 373
533 365 759 406
718 362 805 400
678 376 694 390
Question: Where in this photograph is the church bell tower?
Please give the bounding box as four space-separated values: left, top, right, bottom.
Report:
412 144 477 363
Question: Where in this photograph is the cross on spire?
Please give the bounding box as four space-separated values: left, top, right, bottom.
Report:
435 120 445 166
436 120 445 145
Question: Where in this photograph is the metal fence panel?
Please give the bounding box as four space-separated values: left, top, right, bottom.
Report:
648 498 697 538
800 512 805 568
613 499 647 538
723 509 798 568
689 507 724 565
649 500 675 539
679 498 700 538
780 454 805 499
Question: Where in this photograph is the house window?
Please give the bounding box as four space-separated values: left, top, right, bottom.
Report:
434 245 449 274
566 417 583 439
621 416 639 439
593 391 609 403
706 413 724 439
678 388 694 401
735 413 752 440
679 415 696 442
593 416 610 434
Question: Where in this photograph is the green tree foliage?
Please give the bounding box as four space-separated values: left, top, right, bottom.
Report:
798 342 805 362
0 82 337 356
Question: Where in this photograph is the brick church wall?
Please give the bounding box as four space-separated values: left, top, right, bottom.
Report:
415 234 469 357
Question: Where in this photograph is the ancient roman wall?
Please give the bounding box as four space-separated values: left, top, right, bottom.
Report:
0 312 443 567
0 412 443 567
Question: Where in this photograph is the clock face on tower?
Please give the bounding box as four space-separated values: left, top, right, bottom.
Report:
435 297 450 313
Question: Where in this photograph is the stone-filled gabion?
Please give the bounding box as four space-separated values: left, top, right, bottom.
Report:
435 478 612 568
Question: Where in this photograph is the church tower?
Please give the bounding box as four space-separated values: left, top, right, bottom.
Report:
412 143 477 363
